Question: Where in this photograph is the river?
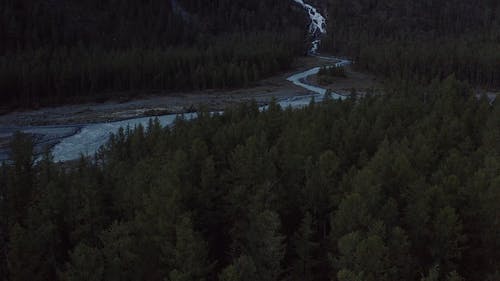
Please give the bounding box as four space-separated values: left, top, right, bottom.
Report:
0 0 346 162
48 55 350 162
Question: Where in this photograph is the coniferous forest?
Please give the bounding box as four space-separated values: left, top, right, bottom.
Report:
1 0 500 281
0 0 307 107
323 0 500 88
1 77 499 281
1 0 499 107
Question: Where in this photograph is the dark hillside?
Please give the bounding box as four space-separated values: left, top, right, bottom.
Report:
322 0 500 88
1 0 498 108
0 0 308 107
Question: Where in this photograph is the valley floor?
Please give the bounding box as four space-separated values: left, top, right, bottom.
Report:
0 55 352 161
0 55 495 162
8 55 496 127
0 56 372 127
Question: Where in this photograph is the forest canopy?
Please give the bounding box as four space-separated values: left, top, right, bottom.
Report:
1 76 499 281
1 0 499 108
1 3 499 279
322 0 500 88
0 0 307 107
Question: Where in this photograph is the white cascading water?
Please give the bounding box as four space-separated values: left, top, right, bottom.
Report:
0 0 348 162
291 0 327 53
287 1 351 99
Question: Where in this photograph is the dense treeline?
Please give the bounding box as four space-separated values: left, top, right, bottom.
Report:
0 0 307 107
0 32 302 106
354 40 500 88
1 76 499 281
0 0 306 51
325 0 499 42
317 66 347 84
322 0 500 88
2 0 499 108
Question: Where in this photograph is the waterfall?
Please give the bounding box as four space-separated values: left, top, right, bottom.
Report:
291 0 327 54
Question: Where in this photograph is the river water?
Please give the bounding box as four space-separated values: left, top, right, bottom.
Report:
50 56 350 161
1 0 348 162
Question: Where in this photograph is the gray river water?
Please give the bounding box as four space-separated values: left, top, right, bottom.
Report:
0 0 350 162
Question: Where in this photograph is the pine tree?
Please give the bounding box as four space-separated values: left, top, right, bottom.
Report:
6 132 34 222
7 223 35 281
167 215 211 281
446 271 464 281
100 222 138 281
243 209 284 281
62 243 104 281
219 255 257 281
430 207 466 273
290 212 318 281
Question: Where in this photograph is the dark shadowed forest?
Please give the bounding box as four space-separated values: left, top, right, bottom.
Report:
0 0 307 107
1 77 499 281
1 0 499 108
1 1 499 281
323 0 500 88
